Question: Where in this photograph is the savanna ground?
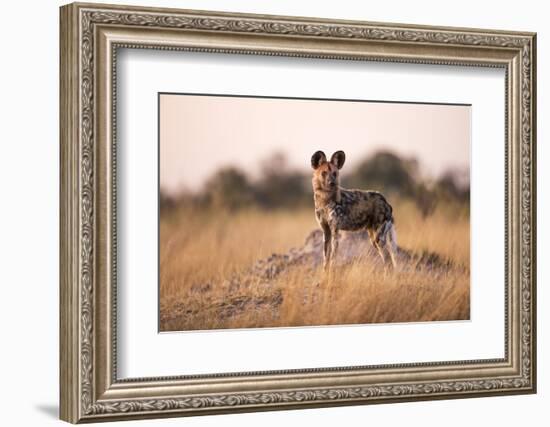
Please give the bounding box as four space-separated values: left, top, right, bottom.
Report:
159 199 470 332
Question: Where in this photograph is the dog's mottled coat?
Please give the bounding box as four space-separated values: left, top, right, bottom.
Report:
311 150 398 270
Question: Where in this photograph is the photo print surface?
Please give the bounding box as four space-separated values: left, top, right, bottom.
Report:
159 93 471 332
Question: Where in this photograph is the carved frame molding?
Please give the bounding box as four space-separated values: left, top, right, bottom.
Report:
60 2 536 423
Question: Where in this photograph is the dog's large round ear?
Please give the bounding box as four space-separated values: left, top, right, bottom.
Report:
311 151 327 169
330 151 346 169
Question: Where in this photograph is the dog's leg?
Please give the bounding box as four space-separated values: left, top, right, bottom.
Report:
330 228 339 270
367 229 377 248
374 241 386 266
322 224 332 271
385 222 398 269
369 226 386 266
368 228 383 265
375 222 397 270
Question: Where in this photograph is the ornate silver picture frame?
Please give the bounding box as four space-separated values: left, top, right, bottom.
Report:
60 2 536 423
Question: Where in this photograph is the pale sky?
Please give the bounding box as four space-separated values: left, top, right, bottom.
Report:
160 94 470 194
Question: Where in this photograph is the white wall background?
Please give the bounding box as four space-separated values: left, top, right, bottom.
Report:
0 0 545 426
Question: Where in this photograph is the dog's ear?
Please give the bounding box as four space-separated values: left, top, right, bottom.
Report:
311 151 327 169
330 151 346 170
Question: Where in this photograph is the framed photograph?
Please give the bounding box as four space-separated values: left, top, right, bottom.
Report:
60 2 537 423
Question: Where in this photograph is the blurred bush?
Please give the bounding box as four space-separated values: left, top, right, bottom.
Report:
344 151 420 198
204 167 256 211
254 152 310 209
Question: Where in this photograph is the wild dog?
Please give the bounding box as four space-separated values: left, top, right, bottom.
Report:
311 150 398 271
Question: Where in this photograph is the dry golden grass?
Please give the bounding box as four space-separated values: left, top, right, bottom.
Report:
159 200 470 331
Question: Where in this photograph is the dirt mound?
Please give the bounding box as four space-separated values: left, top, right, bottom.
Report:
248 229 453 282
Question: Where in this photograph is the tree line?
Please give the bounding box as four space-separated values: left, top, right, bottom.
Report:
161 150 469 218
